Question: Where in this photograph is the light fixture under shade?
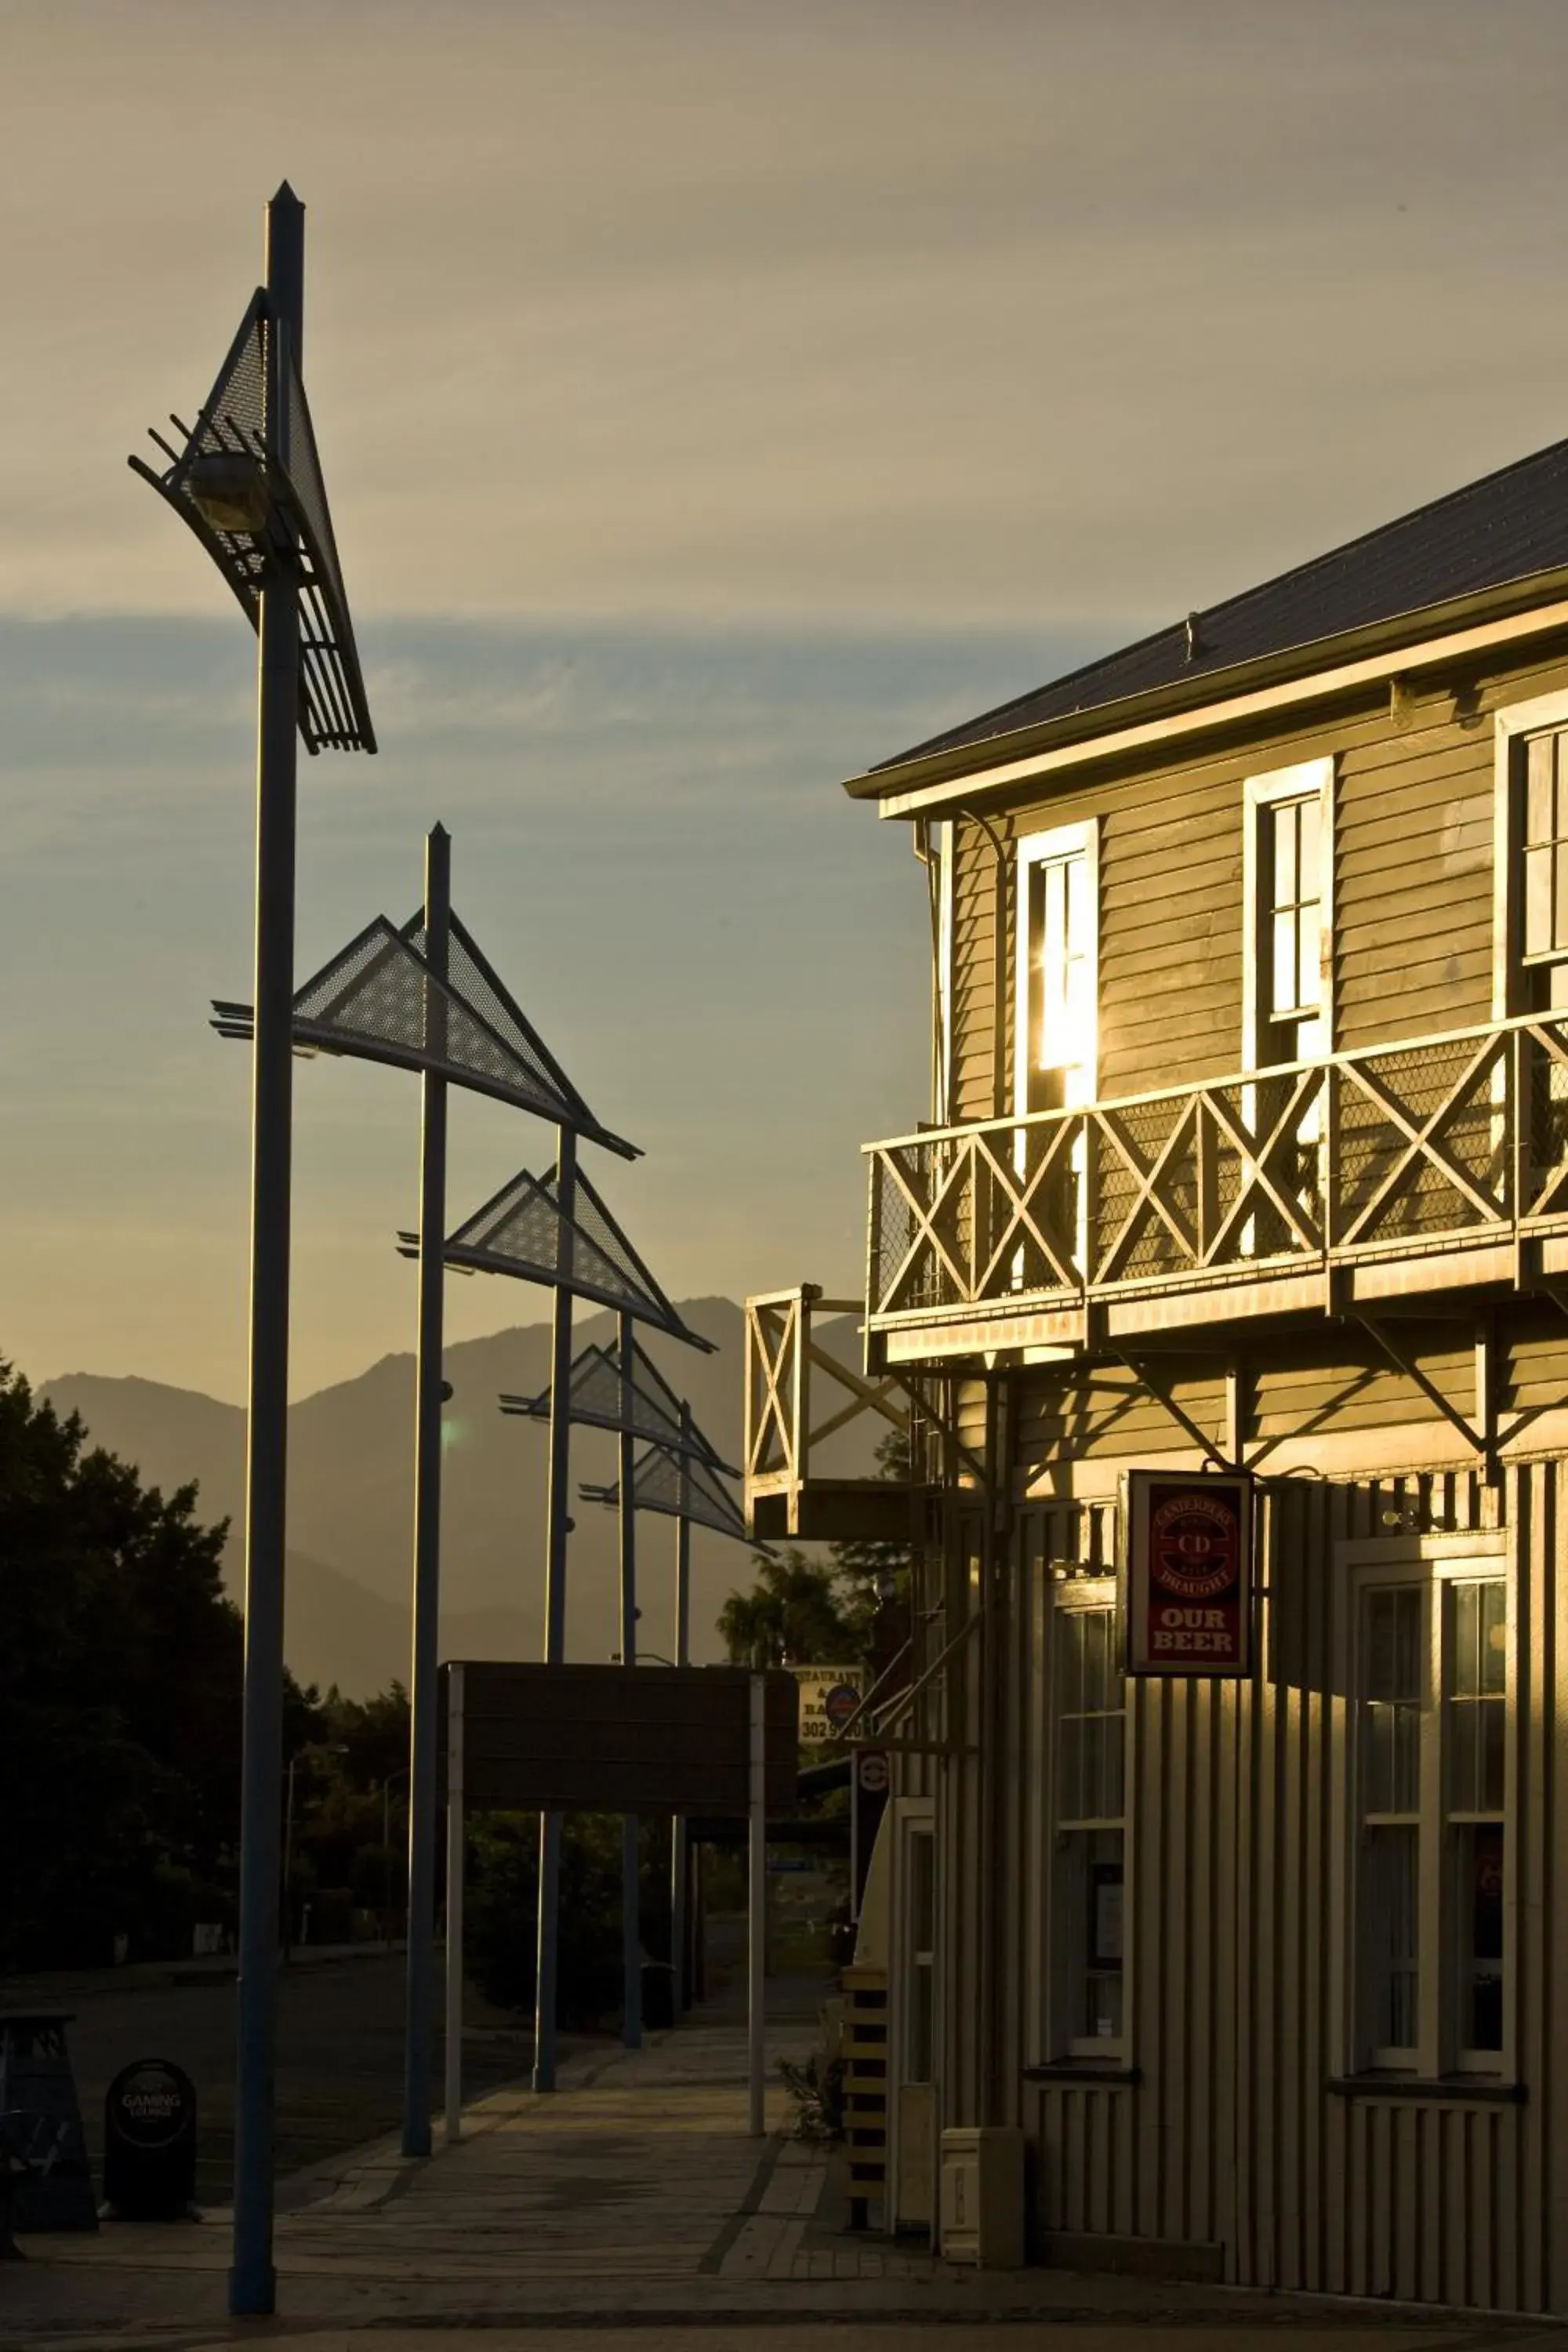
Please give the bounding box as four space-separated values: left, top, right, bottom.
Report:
187 451 270 535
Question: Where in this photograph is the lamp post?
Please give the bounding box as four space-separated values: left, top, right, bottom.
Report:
672 1406 693 2013
131 182 376 2320
403 825 450 2156
618 1312 641 2052
234 187 303 2314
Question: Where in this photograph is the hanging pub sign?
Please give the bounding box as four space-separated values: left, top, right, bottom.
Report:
1123 1468 1254 1678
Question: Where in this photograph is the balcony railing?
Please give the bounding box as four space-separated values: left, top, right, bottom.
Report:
865 1011 1568 1356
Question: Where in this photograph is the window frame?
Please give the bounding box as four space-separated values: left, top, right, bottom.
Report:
1013 819 1100 1121
1242 756 1335 1073
1492 685 1568 1018
933 818 955 1124
1044 1573 1131 2064
1334 1533 1515 2085
891 1800 938 2090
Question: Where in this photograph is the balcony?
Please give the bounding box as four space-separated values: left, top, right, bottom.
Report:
865 1011 1568 1365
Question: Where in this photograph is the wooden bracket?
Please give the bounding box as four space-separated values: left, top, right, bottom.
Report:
1115 1348 1238 1472
1353 1311 1518 1485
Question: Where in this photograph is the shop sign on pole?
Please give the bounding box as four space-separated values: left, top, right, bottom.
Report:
851 1747 889 1921
789 1666 866 1746
1123 1469 1254 1677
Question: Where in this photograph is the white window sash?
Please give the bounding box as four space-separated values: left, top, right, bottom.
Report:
1242 757 1335 1073
1014 820 1099 1119
1494 687 1568 1016
1336 1535 1513 2084
934 818 954 1124
1046 1578 1129 2062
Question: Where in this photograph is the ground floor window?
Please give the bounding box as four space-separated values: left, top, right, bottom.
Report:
1354 1554 1509 2078
1051 1589 1126 2056
904 1824 936 2085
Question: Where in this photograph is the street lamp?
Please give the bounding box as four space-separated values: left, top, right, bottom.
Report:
415 1160 709 2098
130 183 375 2323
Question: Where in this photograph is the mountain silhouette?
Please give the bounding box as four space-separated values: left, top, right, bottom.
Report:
44 1296 873 1694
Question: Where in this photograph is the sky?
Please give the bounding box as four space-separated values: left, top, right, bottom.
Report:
5 0 1568 1401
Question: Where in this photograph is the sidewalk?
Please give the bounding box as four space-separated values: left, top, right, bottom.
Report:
5 1979 1540 2344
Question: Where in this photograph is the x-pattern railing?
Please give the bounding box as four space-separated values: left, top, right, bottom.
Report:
744 1285 914 1535
867 1013 1568 1325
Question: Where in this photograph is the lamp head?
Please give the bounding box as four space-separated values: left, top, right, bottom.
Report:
187 451 270 535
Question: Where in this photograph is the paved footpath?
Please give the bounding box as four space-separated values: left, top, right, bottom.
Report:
6 1987 1555 2346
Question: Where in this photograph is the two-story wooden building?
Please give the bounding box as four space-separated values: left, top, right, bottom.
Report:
747 437 1568 2308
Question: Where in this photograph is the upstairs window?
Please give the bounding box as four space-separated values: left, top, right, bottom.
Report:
1268 793 1323 1041
1520 724 1568 1009
1492 690 1568 1018
1016 822 1098 1117
1243 757 1333 1070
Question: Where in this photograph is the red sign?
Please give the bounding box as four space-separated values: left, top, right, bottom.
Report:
1124 1470 1253 1677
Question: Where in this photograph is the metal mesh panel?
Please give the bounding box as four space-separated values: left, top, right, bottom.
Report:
285 364 348 644
877 1140 967 1312
572 1167 686 1329
402 913 607 1139
448 1165 700 1341
873 1150 922 1311
169 299 271 614
1094 1098 1196 1281
505 1339 727 1463
980 1120 1083 1291
458 1170 568 1280
1210 1073 1323 1265
622 1446 750 1541
282 914 601 1124
1337 1036 1506 1243
1523 1025 1568 1210
130 294 374 754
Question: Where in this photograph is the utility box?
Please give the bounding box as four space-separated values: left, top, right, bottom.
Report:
939 2125 1025 2268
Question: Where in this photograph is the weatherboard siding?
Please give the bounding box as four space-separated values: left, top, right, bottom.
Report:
950 818 1005 1125
922 1461 1568 2306
936 637 1568 1121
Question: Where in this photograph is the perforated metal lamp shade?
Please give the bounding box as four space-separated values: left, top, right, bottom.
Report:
499 1337 735 1471
213 907 637 1151
399 1160 710 1349
129 290 374 754
582 1442 758 1548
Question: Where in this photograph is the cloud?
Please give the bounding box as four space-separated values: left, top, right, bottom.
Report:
5 0 1568 625
0 610 1071 1399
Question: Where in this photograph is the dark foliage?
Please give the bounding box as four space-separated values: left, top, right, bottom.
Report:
0 1361 244 1968
464 1812 673 2026
717 1433 913 1671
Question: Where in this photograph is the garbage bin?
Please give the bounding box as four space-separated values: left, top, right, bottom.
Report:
102 2060 197 2221
641 1962 675 2031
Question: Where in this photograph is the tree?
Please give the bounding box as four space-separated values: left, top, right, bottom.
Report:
717 1430 915 1671
717 1548 866 1669
464 1812 672 2024
0 1360 244 1967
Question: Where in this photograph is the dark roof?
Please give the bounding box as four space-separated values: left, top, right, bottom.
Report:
876 433 1568 773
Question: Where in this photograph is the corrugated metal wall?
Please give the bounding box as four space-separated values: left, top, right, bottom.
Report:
920 1458 1568 2310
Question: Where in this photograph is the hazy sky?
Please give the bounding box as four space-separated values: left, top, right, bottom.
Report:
5 0 1568 1400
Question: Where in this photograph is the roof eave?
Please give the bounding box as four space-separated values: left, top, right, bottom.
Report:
844 564 1568 813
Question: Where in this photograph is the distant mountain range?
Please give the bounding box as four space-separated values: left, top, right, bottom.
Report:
43 1298 872 1696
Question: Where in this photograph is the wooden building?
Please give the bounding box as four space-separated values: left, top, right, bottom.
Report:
746 437 1568 2308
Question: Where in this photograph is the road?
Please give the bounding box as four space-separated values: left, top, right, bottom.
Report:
187 2331 1517 2352
3 1949 567 2209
